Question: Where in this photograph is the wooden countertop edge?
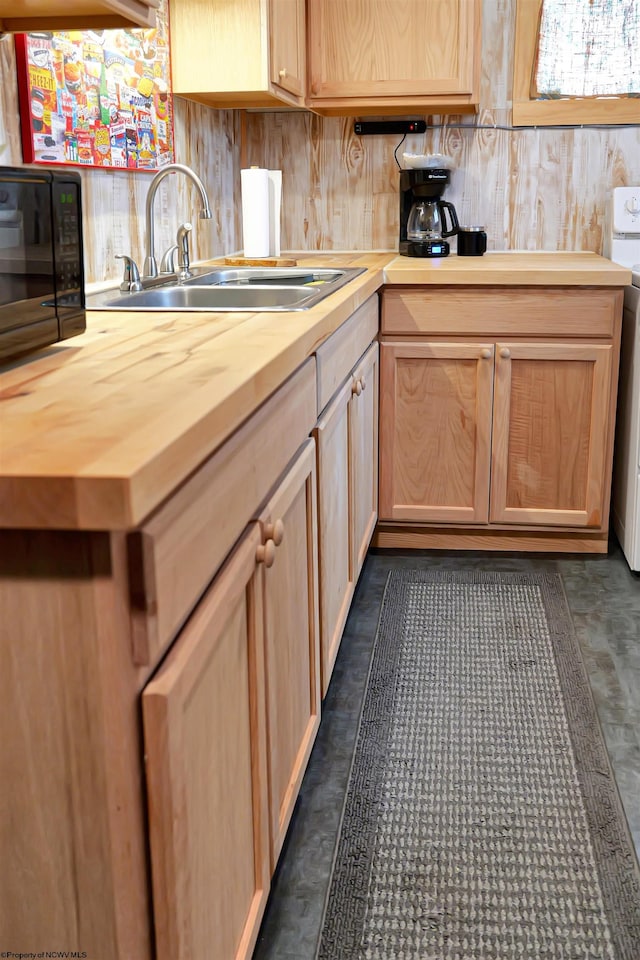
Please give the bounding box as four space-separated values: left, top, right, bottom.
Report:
121 267 385 527
0 252 631 531
382 253 632 286
0 264 385 530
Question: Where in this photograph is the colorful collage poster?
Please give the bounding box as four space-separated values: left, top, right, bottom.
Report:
15 0 174 171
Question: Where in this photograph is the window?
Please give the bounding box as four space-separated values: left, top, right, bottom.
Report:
513 0 640 126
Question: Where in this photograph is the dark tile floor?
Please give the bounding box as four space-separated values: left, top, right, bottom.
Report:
253 540 640 960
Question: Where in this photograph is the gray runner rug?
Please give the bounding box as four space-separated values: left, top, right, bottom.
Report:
316 570 640 960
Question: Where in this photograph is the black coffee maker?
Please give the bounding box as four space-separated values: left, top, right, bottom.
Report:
399 168 459 257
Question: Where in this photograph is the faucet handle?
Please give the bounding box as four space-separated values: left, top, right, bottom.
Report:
116 254 143 292
160 244 179 274
176 222 193 280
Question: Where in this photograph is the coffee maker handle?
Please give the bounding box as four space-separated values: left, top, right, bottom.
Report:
439 201 460 238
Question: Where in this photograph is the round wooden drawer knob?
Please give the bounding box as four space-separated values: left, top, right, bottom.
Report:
265 519 285 546
279 68 288 79
500 347 511 359
360 374 366 391
256 539 275 568
480 348 492 359
352 378 362 396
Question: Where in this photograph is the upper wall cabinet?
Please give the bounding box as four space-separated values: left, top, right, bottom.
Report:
0 0 157 31
306 0 481 116
169 0 306 109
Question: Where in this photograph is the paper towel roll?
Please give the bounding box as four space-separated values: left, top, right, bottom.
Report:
241 167 270 258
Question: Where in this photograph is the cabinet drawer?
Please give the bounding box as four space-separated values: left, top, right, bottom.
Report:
127 358 317 669
381 287 620 338
316 294 379 413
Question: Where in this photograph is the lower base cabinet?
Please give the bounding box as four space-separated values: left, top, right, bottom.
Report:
0 299 376 958
377 286 623 552
142 440 320 960
380 339 613 527
351 343 379 572
142 524 270 960
314 341 379 695
259 439 321 867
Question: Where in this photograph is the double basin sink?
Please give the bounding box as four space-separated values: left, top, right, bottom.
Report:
87 266 365 312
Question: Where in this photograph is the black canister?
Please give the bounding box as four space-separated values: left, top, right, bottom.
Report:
457 226 487 257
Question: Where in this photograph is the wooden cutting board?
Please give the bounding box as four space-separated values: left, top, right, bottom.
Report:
223 256 298 267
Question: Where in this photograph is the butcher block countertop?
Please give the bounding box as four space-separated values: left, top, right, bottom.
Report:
0 251 630 531
383 251 632 285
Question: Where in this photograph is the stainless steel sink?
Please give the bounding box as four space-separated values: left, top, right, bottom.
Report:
101 285 321 311
184 267 349 287
87 266 365 312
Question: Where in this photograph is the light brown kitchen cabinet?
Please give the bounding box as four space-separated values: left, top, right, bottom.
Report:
490 342 612 527
0 0 156 31
142 524 270 960
269 0 306 98
141 438 320 958
314 297 379 696
350 343 379 573
377 286 623 553
379 340 492 524
315 379 354 694
0 358 319 959
139 425 320 957
258 439 321 866
169 0 306 109
307 0 481 116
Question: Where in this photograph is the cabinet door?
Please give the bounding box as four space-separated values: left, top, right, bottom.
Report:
491 342 613 527
142 525 270 960
1 0 155 32
270 0 305 97
308 0 479 104
170 0 304 108
379 341 494 523
259 439 321 866
350 341 379 576
314 380 354 697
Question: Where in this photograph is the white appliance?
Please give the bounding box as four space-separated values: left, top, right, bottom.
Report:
603 186 640 572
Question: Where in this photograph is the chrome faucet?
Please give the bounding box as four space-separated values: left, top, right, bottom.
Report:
143 163 212 279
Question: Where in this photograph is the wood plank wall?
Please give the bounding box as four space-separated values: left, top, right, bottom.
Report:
244 0 640 255
2 0 640 276
0 36 240 283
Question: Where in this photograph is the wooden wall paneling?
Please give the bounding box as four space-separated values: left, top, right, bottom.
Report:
3 1 640 271
421 122 512 252
315 118 374 251
0 39 240 282
244 111 311 251
244 0 640 255
83 98 241 282
246 102 640 254
479 0 514 110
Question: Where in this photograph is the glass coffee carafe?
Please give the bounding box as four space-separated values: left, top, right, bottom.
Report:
406 198 459 243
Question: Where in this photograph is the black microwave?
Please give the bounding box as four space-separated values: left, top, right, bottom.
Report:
0 165 85 363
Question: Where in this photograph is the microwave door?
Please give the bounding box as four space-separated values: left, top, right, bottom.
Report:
0 180 59 350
